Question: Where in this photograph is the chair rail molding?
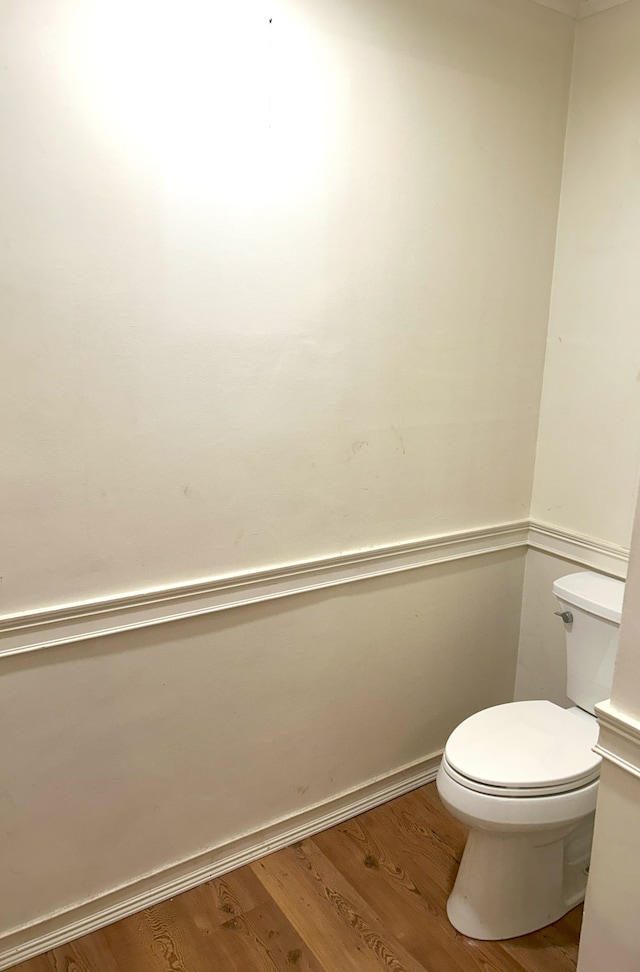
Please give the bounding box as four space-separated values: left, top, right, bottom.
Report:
527 519 629 580
0 518 629 660
595 700 640 783
0 521 529 659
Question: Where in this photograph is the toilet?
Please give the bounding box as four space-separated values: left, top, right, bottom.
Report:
436 570 625 941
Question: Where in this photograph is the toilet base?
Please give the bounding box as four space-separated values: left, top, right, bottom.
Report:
446 814 594 940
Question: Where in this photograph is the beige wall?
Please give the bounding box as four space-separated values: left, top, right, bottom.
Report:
531 0 640 548
0 551 524 936
610 489 640 723
577 760 640 972
515 549 574 705
517 0 640 703
0 0 573 614
0 0 575 948
577 485 640 971
532 8 640 963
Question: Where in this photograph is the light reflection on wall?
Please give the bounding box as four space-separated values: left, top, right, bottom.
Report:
66 0 344 202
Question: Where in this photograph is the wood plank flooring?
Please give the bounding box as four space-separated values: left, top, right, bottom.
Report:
11 783 582 972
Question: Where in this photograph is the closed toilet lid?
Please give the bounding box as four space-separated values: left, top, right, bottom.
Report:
444 701 601 793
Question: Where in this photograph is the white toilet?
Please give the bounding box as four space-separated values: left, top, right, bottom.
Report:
436 570 625 941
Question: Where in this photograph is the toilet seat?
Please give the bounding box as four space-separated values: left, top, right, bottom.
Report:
441 753 598 797
443 701 601 798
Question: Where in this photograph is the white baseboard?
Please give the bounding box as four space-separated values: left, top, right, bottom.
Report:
0 751 441 970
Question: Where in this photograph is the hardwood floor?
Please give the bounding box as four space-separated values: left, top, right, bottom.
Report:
11 783 582 972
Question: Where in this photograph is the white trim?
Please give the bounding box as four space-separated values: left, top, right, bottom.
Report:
0 519 630 660
594 700 640 782
0 751 441 970
578 0 635 19
527 520 628 579
0 521 529 659
0 521 630 962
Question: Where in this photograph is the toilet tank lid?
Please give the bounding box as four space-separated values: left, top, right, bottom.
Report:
553 571 625 624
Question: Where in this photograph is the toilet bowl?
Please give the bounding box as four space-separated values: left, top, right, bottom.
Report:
437 701 599 940
436 571 625 941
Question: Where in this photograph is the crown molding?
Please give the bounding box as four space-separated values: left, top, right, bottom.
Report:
578 0 635 18
528 0 581 16
523 0 633 19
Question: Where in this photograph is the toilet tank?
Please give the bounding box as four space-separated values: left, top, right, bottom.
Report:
553 572 625 715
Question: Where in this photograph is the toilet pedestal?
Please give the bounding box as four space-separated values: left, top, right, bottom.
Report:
446 814 594 940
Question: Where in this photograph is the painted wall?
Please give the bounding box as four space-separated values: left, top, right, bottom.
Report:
515 549 574 705
1 0 573 614
531 0 640 548
577 760 640 972
0 552 524 939
517 0 640 704
577 484 640 972
519 9 640 960
607 500 640 724
517 6 640 964
0 0 574 949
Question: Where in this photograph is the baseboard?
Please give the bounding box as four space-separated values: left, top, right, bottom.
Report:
0 751 441 970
